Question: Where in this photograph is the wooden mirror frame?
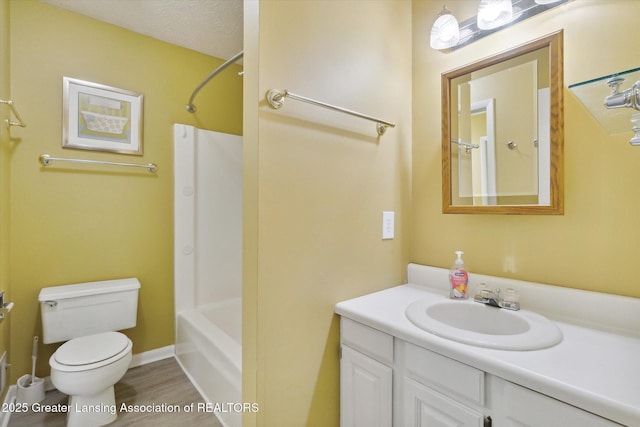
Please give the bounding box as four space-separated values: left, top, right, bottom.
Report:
442 31 564 215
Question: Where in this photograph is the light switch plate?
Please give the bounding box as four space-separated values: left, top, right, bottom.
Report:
382 211 394 240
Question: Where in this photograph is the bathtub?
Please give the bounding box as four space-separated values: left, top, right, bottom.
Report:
175 298 242 427
174 125 243 427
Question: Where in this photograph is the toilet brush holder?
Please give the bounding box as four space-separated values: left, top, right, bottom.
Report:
16 374 45 404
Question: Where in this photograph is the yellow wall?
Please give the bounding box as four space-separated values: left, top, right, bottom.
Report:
0 0 12 400
244 1 412 425
412 0 640 298
8 0 242 381
7 0 637 424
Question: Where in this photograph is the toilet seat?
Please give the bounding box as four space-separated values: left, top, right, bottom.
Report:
51 332 132 372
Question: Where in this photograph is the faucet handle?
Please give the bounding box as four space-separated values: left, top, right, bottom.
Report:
475 283 492 300
477 283 488 296
501 288 520 311
474 284 499 303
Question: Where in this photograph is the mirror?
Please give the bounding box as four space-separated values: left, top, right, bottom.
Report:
442 31 563 214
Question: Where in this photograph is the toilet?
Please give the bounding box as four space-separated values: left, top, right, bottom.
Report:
38 278 140 427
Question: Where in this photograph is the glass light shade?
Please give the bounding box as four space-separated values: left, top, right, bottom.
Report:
430 12 460 50
477 0 513 30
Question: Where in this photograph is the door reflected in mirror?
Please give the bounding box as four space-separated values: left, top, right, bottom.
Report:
442 31 563 214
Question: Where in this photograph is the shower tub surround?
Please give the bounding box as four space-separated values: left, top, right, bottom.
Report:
176 299 241 426
335 264 640 426
174 124 242 427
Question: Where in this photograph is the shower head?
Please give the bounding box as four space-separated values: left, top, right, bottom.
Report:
185 104 197 113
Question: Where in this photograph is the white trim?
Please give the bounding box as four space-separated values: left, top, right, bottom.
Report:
537 87 551 205
173 123 197 317
129 345 175 368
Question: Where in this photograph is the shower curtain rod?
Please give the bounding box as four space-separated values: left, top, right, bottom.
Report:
185 50 244 113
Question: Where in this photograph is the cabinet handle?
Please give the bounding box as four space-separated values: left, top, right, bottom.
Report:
484 416 492 427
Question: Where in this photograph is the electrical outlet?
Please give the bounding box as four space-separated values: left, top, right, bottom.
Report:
382 211 394 240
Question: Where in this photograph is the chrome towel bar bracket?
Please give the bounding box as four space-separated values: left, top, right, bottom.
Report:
0 291 14 323
39 154 158 173
266 89 396 136
451 138 479 154
0 99 27 128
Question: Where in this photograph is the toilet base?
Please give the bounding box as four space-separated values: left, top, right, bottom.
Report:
67 386 117 427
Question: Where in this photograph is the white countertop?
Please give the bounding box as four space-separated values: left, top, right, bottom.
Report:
334 266 640 426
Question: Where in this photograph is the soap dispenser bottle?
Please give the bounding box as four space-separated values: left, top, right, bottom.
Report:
449 250 468 299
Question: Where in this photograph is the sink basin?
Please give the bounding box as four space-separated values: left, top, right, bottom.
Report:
405 298 562 350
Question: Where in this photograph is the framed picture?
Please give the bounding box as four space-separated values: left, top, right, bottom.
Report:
63 77 144 155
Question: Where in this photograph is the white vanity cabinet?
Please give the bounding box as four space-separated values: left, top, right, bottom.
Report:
489 378 623 427
340 318 393 427
399 341 489 426
340 318 624 427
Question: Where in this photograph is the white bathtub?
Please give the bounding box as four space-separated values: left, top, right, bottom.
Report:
174 125 243 427
175 298 242 427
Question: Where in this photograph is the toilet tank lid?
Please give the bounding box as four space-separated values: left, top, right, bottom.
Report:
38 278 141 301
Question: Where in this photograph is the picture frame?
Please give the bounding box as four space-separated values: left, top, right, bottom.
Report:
63 77 144 155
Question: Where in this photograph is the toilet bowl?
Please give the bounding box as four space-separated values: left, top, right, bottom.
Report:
38 278 140 427
50 332 132 427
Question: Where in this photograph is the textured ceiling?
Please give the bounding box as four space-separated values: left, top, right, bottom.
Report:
41 0 243 60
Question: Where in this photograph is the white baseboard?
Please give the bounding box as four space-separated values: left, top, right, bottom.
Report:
0 345 176 427
130 345 175 368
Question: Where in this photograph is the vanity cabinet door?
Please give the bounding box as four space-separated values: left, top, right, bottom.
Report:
404 377 485 427
340 345 392 427
492 379 624 427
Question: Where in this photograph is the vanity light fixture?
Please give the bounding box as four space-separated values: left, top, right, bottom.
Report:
429 0 570 51
429 6 460 50
477 0 513 30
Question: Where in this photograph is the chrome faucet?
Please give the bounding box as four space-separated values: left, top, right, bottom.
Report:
473 285 520 311
474 287 501 307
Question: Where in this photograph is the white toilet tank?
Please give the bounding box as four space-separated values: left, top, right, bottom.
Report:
38 278 140 344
